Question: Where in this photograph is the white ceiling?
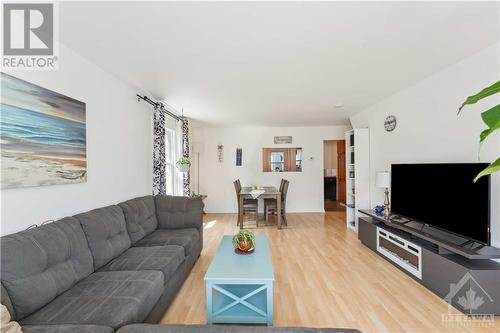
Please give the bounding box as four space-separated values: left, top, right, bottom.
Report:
60 1 499 127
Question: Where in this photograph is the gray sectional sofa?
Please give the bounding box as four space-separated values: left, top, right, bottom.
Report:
1 194 360 333
1 195 203 331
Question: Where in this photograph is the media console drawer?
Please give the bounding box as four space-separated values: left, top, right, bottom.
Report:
376 227 422 279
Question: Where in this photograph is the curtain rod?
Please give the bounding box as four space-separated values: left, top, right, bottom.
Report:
136 94 184 122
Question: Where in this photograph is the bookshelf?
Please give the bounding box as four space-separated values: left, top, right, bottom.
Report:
345 128 370 232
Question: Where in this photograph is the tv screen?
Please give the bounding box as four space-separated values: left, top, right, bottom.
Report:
391 163 490 245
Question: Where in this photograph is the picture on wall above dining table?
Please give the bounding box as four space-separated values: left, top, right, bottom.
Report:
0 73 87 189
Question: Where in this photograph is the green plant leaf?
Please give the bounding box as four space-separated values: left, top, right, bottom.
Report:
474 157 500 182
480 104 500 128
478 105 500 155
479 128 496 143
458 81 500 113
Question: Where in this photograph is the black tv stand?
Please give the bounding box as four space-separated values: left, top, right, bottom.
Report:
357 213 500 315
359 209 500 259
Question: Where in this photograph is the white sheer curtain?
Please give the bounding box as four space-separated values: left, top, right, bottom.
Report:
174 119 184 196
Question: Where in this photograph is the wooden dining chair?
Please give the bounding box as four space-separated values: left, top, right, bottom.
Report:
264 179 289 225
234 179 259 227
263 179 285 225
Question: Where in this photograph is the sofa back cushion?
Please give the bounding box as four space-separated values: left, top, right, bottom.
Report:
155 195 203 230
76 205 131 270
0 217 94 320
118 196 158 244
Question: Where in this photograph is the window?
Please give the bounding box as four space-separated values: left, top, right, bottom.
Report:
165 129 176 195
295 148 302 172
262 148 303 172
270 152 285 172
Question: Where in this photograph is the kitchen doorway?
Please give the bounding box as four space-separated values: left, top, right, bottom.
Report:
323 140 346 211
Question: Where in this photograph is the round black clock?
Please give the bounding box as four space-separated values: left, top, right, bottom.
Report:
384 115 397 132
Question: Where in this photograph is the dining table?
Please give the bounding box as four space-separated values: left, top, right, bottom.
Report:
239 186 282 229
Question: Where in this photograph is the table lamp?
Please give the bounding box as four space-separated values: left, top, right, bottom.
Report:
375 171 391 217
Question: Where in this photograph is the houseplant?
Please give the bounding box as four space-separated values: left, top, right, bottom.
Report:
176 157 191 172
232 230 255 254
458 81 500 181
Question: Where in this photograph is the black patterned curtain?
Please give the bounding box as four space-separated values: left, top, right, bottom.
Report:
182 119 190 196
153 107 166 195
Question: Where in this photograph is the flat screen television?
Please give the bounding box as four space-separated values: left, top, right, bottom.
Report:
391 163 491 245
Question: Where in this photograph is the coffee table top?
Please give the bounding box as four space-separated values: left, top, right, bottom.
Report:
204 235 274 282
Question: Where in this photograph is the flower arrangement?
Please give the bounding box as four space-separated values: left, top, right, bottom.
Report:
176 157 191 172
232 230 255 254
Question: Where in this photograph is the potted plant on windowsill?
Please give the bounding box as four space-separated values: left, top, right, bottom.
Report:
176 157 191 173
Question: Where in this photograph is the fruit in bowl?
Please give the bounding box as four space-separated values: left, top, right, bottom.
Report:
232 230 255 254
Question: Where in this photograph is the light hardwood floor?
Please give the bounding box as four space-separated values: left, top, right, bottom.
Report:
160 212 500 333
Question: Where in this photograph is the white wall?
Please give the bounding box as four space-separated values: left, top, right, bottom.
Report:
350 43 500 247
190 126 350 213
1 44 153 235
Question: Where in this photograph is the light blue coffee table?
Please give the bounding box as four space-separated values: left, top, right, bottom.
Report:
204 235 274 325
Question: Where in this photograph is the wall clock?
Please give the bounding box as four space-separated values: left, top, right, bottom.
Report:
384 115 397 132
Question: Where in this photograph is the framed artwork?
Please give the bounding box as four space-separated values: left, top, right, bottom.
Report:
1 73 87 189
217 145 223 163
274 136 292 144
236 147 242 166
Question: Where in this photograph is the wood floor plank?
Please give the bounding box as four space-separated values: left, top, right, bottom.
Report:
160 212 500 332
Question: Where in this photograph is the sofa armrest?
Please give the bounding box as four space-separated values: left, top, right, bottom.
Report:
154 195 203 231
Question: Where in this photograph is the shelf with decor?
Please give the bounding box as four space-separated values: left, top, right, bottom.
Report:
345 128 370 232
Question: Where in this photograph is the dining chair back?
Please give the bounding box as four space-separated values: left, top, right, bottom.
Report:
234 179 258 227
281 179 289 203
264 179 290 226
279 178 286 192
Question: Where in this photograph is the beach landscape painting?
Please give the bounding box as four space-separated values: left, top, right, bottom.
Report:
1 73 87 189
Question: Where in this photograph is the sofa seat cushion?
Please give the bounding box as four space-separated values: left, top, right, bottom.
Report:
76 205 132 270
20 271 164 330
22 324 114 333
119 196 158 244
133 229 199 257
116 324 362 333
0 217 94 320
99 245 185 282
